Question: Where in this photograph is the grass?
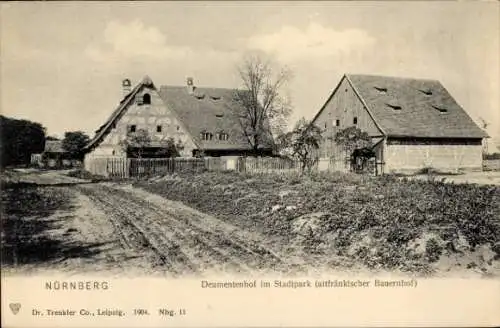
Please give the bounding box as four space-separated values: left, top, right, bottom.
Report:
136 171 500 274
0 185 76 265
66 168 108 181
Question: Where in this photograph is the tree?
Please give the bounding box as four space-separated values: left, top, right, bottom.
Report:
155 137 185 158
119 129 151 158
278 118 323 173
62 131 91 159
334 126 374 172
0 115 46 167
119 129 184 158
232 54 292 155
334 126 372 156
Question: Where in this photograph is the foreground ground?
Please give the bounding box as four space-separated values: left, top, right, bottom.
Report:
1 169 499 277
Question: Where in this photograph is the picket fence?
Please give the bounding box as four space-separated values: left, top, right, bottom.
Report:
84 156 351 179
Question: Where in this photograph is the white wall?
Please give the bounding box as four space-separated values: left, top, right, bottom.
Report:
385 144 483 172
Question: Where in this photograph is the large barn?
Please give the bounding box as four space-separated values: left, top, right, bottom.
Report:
311 74 488 173
83 76 273 160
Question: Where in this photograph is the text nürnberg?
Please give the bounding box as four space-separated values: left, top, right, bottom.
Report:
201 279 417 289
45 281 109 290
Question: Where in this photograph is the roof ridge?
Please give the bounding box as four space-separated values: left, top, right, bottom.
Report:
160 85 239 91
346 73 440 83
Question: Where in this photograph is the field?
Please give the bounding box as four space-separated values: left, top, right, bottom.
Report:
138 171 500 276
1 169 499 277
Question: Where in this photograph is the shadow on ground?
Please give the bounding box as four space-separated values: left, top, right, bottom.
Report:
1 184 106 266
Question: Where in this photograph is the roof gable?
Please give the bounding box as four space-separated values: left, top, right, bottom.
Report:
345 74 488 139
84 76 156 151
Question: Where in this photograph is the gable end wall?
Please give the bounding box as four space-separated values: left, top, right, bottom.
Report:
313 77 383 159
86 86 197 159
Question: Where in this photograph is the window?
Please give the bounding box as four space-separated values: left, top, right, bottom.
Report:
129 125 136 133
218 131 229 141
135 95 143 105
374 86 388 94
156 125 162 133
324 123 327 129
432 105 448 113
335 119 340 127
353 117 358 125
201 132 213 141
143 93 151 105
386 103 402 110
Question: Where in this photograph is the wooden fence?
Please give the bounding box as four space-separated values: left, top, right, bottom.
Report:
243 157 301 174
84 157 206 179
483 159 500 171
84 156 356 179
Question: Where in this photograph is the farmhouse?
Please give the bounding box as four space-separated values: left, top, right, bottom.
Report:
31 140 71 168
312 74 488 173
83 76 273 160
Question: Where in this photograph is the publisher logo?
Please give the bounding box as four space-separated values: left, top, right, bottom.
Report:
9 303 21 315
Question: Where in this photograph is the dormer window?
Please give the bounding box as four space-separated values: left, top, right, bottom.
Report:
386 103 402 110
419 88 433 96
215 113 224 118
374 86 388 94
432 105 448 113
210 96 221 101
143 93 151 105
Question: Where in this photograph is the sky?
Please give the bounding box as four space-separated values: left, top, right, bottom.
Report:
1 1 499 150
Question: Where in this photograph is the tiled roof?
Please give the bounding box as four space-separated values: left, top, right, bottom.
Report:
158 86 272 151
44 140 65 153
345 74 488 139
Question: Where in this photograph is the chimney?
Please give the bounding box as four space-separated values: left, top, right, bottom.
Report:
186 77 195 94
122 78 132 97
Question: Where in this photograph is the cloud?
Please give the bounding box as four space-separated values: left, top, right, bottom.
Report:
247 22 376 62
85 20 192 61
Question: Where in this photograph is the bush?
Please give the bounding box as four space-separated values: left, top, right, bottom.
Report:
425 238 443 263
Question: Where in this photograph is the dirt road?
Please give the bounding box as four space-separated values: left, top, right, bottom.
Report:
3 174 311 276
76 183 294 275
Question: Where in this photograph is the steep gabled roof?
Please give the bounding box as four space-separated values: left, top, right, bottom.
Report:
84 76 156 151
345 74 488 139
84 77 274 153
158 86 265 151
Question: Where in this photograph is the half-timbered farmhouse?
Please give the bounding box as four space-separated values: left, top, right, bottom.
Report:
83 76 273 160
311 74 488 173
